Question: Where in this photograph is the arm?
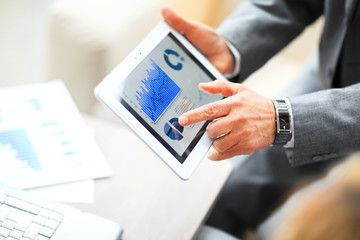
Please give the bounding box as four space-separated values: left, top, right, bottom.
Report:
217 0 323 81
288 83 360 166
178 81 360 163
163 0 323 81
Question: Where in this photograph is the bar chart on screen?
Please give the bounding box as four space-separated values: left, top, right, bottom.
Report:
136 59 181 123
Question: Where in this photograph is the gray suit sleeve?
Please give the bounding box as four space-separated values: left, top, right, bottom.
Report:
215 0 360 166
217 0 323 81
287 83 360 166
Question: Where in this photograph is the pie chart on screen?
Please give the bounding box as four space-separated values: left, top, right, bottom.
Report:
164 118 184 141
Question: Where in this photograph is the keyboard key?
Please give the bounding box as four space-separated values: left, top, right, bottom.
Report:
0 227 10 237
39 227 54 238
7 209 24 222
16 201 31 213
26 205 40 215
44 219 59 230
5 197 20 208
9 229 23 239
24 223 42 239
15 213 33 232
33 216 46 226
0 205 12 222
2 220 16 230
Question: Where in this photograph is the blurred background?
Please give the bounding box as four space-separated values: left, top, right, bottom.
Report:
0 0 323 121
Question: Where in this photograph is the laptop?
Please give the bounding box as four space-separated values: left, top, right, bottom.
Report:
0 184 123 240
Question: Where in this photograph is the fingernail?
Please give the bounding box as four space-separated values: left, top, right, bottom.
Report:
199 82 210 86
207 150 216 160
179 115 188 125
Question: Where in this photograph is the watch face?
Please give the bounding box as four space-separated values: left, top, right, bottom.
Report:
279 112 290 130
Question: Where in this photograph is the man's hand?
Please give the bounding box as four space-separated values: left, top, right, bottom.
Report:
162 7 235 74
179 80 276 161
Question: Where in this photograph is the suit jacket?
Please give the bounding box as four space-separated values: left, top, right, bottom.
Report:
217 0 360 166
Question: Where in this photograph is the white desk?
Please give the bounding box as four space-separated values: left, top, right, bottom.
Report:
70 115 233 240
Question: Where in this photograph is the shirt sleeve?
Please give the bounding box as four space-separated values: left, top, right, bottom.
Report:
223 40 241 79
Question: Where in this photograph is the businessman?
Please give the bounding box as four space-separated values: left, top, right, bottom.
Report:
163 0 360 236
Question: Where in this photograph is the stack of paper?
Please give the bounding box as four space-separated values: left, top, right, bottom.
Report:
0 80 112 201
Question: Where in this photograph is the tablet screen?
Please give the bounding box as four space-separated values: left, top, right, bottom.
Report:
119 33 221 164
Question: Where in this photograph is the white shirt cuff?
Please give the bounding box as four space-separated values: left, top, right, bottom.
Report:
223 40 241 79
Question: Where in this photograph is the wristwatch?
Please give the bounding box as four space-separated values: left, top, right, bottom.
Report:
272 100 292 146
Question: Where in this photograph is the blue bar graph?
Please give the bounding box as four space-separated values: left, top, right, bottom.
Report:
0 129 42 171
136 59 181 122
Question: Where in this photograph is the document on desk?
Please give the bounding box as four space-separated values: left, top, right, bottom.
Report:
0 80 112 189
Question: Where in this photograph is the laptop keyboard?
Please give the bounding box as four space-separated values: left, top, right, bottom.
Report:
0 191 63 240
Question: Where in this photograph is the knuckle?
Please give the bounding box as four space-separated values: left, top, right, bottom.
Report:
203 104 218 118
232 95 245 106
206 122 221 138
212 140 227 153
241 128 252 136
236 114 248 124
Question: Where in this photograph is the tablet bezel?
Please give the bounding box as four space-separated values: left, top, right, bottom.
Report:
95 21 227 180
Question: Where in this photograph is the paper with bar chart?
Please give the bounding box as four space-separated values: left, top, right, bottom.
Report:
0 81 111 189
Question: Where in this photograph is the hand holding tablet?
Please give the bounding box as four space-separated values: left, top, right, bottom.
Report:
95 21 227 180
161 7 236 75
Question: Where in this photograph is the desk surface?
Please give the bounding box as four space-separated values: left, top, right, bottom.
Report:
70 115 233 240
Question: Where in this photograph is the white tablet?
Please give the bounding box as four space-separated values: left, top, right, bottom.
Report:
95 21 227 180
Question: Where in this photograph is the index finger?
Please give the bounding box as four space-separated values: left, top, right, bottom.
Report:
179 101 230 126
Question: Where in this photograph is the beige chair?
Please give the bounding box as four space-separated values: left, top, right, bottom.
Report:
47 0 169 114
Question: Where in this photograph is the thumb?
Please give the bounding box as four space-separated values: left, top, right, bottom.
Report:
162 7 195 35
199 80 246 97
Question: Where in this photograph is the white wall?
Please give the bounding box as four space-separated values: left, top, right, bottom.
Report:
0 0 55 87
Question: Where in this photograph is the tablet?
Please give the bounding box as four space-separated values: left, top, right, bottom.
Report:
95 21 227 180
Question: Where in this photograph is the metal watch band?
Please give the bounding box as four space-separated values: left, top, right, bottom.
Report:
272 100 292 146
